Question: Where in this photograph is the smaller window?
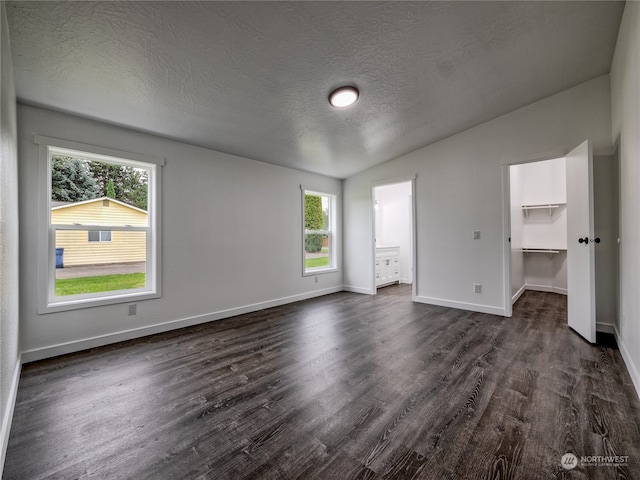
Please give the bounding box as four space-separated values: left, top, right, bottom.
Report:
302 189 337 275
88 230 112 243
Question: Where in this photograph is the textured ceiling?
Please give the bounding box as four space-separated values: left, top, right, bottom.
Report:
6 1 624 178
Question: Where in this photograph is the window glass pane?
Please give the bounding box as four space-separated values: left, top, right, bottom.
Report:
55 229 147 296
88 231 100 242
100 230 112 242
304 192 332 271
304 233 330 269
51 154 149 227
304 194 324 231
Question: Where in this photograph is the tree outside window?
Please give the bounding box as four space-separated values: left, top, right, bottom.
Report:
51 155 148 210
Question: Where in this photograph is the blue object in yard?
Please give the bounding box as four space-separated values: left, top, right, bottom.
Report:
55 248 64 268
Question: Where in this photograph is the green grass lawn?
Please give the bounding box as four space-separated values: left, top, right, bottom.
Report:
56 273 146 296
305 256 330 268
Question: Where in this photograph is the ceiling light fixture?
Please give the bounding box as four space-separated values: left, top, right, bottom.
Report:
329 86 359 108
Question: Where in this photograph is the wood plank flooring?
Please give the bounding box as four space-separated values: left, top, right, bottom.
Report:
4 286 640 479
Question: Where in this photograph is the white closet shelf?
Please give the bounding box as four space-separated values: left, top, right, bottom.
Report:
521 203 565 217
521 248 566 259
521 248 565 253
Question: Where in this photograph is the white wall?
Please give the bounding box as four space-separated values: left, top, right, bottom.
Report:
520 158 567 206
375 182 412 284
0 2 20 473
611 1 640 395
519 158 567 250
344 74 612 315
18 105 343 361
523 253 567 294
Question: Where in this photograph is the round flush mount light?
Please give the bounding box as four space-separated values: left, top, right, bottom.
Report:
328 86 359 108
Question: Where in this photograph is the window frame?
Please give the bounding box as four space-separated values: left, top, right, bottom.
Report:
301 187 338 276
36 136 164 313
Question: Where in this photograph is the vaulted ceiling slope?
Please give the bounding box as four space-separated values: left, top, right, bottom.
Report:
6 1 624 178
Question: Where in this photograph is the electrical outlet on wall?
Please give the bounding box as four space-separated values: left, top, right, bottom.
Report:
128 303 137 316
473 230 481 240
474 284 482 294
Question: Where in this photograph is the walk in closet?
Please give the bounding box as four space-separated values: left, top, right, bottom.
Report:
510 157 567 303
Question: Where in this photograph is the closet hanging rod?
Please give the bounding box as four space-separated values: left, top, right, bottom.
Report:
522 204 563 218
521 204 562 209
522 248 563 260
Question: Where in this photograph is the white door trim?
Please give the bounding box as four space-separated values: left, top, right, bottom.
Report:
370 175 418 301
502 148 575 317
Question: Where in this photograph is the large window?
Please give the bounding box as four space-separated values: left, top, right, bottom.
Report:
37 137 162 312
303 189 337 275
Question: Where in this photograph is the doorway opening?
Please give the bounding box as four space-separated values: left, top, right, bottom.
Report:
503 140 597 344
508 157 568 309
372 179 415 298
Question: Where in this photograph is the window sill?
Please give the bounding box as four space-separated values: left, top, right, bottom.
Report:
39 290 160 314
303 267 339 277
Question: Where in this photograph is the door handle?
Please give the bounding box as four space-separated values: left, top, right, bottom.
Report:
578 237 600 244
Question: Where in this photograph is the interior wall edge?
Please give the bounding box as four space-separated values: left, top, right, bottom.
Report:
512 284 526 305
0 360 21 479
614 325 640 401
0 1 20 476
21 286 343 364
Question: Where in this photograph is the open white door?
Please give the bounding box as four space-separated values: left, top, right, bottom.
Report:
566 140 596 343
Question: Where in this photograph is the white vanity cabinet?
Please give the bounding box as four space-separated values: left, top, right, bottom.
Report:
375 246 400 287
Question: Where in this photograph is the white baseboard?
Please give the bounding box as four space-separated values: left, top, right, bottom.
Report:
524 284 567 296
512 284 526 305
414 296 505 316
342 285 374 295
21 286 344 363
614 325 640 402
596 322 616 334
1 359 21 478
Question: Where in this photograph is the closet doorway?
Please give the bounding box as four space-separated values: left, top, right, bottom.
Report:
504 140 596 343
371 178 416 298
509 157 568 303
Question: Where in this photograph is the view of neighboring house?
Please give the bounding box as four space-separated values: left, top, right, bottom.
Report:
52 197 147 267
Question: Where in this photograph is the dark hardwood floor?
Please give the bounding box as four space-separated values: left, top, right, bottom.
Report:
4 286 640 479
